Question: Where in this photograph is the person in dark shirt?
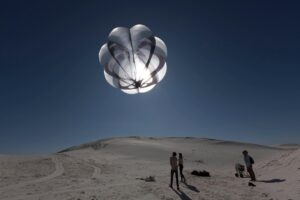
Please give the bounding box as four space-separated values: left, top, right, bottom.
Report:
243 150 256 181
169 152 179 190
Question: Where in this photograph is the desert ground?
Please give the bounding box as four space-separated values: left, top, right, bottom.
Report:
0 137 299 200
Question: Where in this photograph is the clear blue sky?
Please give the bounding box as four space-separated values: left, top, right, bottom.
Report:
0 0 299 154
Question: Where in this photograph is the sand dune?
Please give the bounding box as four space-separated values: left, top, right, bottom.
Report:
0 137 298 200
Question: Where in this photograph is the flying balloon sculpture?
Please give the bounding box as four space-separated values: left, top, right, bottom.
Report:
99 24 167 94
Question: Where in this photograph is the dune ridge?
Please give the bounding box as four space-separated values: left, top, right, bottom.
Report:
0 137 298 200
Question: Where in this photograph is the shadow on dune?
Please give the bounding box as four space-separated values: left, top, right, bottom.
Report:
183 182 200 193
171 188 192 200
257 179 286 183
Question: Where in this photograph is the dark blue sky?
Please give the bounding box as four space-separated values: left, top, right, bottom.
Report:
0 0 300 154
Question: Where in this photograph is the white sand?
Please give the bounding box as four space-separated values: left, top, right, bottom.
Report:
0 137 299 200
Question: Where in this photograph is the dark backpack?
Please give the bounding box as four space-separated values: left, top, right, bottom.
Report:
191 170 211 177
250 156 254 164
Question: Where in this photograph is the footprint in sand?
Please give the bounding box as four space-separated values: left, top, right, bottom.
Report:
0 155 64 192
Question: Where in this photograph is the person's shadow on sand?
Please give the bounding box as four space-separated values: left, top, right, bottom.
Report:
171 188 192 200
183 182 200 193
257 179 286 183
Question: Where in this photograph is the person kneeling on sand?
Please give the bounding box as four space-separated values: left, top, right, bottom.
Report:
243 150 256 181
169 152 179 190
235 163 245 178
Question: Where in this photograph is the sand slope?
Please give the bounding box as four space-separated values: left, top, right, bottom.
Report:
0 137 298 200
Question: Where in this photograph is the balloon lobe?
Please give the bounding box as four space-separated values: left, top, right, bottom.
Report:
99 24 167 94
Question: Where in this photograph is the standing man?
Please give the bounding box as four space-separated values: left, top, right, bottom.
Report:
243 150 256 181
169 152 179 190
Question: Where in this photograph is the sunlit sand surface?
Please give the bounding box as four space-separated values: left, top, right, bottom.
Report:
0 137 299 200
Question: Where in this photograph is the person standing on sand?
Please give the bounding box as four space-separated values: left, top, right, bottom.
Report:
243 150 256 181
178 153 186 183
169 152 179 190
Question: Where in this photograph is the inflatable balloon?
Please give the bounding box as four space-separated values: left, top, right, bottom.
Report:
99 24 167 94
